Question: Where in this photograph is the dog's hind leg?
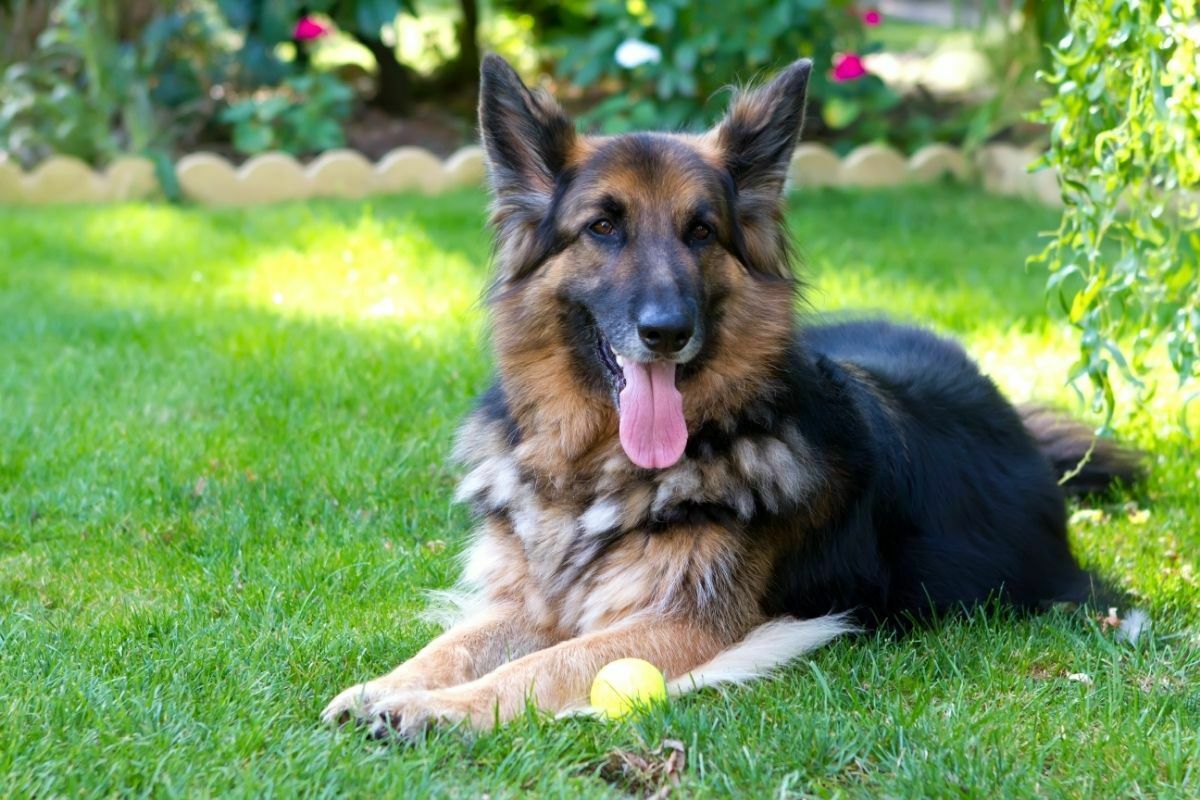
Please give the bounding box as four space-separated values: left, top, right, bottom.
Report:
321 604 555 726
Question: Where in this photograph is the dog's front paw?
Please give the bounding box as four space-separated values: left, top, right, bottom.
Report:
323 683 483 740
360 689 477 741
321 681 383 726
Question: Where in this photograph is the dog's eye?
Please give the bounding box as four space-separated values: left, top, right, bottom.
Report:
589 219 615 236
689 223 712 242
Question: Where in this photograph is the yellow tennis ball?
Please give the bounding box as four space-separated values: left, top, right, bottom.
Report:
590 658 668 719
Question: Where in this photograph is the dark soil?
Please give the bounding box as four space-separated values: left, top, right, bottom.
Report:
184 102 476 166
343 104 475 159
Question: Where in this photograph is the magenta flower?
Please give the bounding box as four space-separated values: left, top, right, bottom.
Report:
832 53 868 82
862 8 882 25
294 16 330 41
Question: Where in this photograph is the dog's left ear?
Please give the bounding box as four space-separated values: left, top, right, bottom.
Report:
714 59 811 203
478 54 576 201
479 55 580 283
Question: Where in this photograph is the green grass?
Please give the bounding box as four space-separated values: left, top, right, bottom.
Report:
1 185 1197 798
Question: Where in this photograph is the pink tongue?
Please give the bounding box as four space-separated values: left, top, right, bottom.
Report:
618 360 687 469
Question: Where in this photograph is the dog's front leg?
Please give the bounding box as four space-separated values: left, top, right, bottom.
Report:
359 616 730 737
322 605 555 725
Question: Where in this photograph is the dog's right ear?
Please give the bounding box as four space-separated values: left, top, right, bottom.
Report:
478 54 576 202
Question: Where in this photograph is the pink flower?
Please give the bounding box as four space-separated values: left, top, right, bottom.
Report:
832 53 868 82
862 8 882 25
294 16 330 41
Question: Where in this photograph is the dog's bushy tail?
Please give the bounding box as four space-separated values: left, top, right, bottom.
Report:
1018 404 1143 496
665 614 855 696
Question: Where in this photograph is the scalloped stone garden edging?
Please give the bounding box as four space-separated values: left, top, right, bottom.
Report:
0 142 1061 207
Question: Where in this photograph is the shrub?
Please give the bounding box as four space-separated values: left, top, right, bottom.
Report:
0 0 55 66
0 0 229 193
0 0 362 179
552 0 911 149
216 0 482 112
1033 0 1199 428
220 72 353 156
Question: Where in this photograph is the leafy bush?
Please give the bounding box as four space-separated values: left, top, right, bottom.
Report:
0 0 231 193
0 0 55 66
214 0 411 86
0 24 117 166
1033 0 1199 427
0 0 362 176
553 0 906 148
220 73 353 156
215 0 480 112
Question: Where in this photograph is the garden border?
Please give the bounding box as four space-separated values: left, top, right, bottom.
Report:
0 143 1060 207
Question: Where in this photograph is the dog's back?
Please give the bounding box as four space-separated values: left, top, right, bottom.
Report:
766 319 1134 626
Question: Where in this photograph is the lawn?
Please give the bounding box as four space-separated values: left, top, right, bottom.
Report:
1 185 1197 798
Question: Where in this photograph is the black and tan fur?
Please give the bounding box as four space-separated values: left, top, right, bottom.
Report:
322 56 1138 738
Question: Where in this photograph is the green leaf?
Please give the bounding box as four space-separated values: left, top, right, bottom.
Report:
232 121 275 154
821 97 862 130
674 42 698 72
355 0 402 35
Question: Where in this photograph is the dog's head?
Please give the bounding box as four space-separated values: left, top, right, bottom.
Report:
479 55 808 471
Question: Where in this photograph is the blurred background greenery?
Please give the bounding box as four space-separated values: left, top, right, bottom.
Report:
0 0 1065 168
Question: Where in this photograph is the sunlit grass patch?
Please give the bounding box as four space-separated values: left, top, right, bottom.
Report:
236 211 482 331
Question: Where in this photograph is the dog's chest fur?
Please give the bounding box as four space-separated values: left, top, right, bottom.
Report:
452 405 826 636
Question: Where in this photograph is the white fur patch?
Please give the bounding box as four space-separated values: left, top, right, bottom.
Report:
419 588 487 630
456 455 521 510
453 461 493 504
731 488 755 520
580 498 623 535
450 415 489 464
667 614 856 694
732 438 760 481
762 436 804 499
652 461 703 514
461 534 505 588
509 495 542 544
1117 608 1150 645
487 459 521 507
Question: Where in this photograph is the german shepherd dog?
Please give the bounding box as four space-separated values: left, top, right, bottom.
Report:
323 55 1137 737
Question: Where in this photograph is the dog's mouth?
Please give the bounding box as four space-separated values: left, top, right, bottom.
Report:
594 328 626 394
593 325 688 470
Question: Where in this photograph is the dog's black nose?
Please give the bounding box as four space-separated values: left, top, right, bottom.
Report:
637 304 694 355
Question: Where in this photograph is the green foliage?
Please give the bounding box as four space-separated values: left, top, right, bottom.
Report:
0 25 114 166
0 0 223 179
0 0 360 180
0 0 55 67
553 0 905 146
215 0 410 60
220 72 353 156
955 14 1046 151
1020 0 1070 57
1033 0 1200 428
